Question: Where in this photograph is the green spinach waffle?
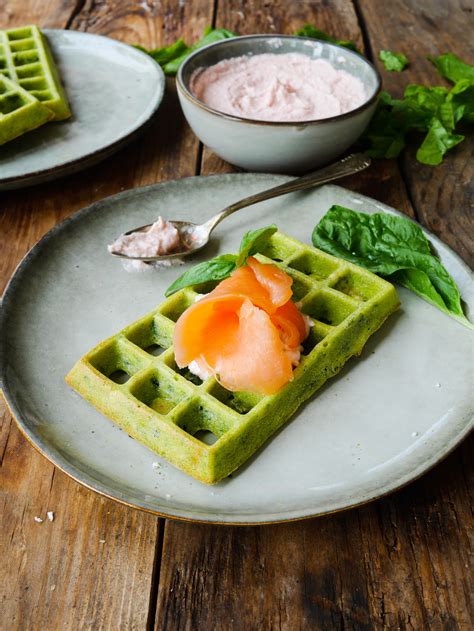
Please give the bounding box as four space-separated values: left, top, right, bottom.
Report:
66 232 400 484
0 72 52 145
0 25 70 121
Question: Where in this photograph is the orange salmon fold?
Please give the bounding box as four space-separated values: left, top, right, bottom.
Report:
173 257 309 395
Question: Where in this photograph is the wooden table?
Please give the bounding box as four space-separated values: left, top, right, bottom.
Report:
1 1 472 628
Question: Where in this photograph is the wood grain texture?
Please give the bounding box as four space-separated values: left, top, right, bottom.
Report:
155 437 473 630
355 0 474 266
0 1 213 629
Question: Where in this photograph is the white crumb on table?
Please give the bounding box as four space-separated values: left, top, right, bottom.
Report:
47 511 54 522
34 516 43 523
99 539 106 544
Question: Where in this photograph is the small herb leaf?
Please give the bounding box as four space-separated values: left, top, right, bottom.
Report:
294 24 361 54
416 119 464 165
236 224 278 267
379 50 409 72
165 254 237 297
429 52 474 84
136 27 236 76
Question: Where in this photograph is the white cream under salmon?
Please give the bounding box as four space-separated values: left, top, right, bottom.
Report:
173 257 309 395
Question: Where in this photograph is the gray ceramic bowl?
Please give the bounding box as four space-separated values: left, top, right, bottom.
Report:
177 35 381 173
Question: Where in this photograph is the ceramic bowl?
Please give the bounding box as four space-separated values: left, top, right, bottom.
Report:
177 35 381 173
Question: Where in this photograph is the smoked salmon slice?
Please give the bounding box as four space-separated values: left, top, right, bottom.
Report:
173 258 308 395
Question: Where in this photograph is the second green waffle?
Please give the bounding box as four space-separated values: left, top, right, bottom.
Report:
66 232 400 484
0 25 70 121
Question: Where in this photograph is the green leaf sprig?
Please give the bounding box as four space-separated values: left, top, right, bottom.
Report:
312 206 472 328
165 225 277 297
379 50 409 72
134 27 236 76
361 52 474 165
293 24 361 54
135 24 360 76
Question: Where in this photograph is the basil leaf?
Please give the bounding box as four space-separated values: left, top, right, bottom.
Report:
416 119 464 165
312 206 472 328
133 40 189 67
379 50 409 72
294 24 361 54
163 27 236 75
165 254 237 296
136 27 236 76
448 80 474 123
236 224 278 267
429 52 474 84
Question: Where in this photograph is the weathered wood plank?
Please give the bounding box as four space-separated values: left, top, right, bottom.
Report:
355 0 474 266
155 436 473 630
1 1 214 628
0 411 159 629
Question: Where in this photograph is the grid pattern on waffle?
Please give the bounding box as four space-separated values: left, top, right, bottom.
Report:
0 25 70 120
66 232 399 483
0 72 52 145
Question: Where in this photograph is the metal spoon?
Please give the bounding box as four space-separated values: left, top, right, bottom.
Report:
108 153 371 262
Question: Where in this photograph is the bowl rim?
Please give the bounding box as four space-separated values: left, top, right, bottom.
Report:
177 34 382 127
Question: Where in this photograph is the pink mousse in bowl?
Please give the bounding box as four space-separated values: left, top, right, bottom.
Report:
177 35 381 173
190 53 367 123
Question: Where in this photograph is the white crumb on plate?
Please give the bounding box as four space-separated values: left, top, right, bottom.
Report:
411 431 419 437
47 511 54 522
121 258 184 273
435 382 441 388
152 462 161 469
34 516 43 523
165 493 171 499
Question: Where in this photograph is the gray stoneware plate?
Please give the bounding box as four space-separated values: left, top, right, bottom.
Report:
0 30 165 191
1 175 473 524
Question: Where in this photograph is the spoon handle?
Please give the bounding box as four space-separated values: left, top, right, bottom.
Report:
204 153 371 233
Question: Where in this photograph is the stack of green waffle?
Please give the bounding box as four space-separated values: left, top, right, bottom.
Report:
0 25 70 145
66 232 400 485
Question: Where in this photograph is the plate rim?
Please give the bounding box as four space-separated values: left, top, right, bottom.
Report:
1 174 473 524
0 29 166 190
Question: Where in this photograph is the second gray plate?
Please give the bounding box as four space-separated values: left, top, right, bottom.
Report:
0 30 165 190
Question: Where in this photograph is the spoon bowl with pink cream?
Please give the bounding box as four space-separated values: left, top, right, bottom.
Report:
177 35 381 173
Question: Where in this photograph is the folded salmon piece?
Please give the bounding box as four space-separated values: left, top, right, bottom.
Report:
173 257 308 395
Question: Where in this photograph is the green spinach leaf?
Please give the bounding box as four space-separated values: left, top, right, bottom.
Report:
312 206 472 328
136 27 236 76
165 254 237 297
294 24 361 54
165 224 278 296
236 224 278 266
429 52 474 84
416 118 464 165
379 50 409 72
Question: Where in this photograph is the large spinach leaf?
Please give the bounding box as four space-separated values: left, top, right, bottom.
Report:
313 206 472 328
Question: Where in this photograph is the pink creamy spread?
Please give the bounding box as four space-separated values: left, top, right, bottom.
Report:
109 217 182 258
191 53 366 122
